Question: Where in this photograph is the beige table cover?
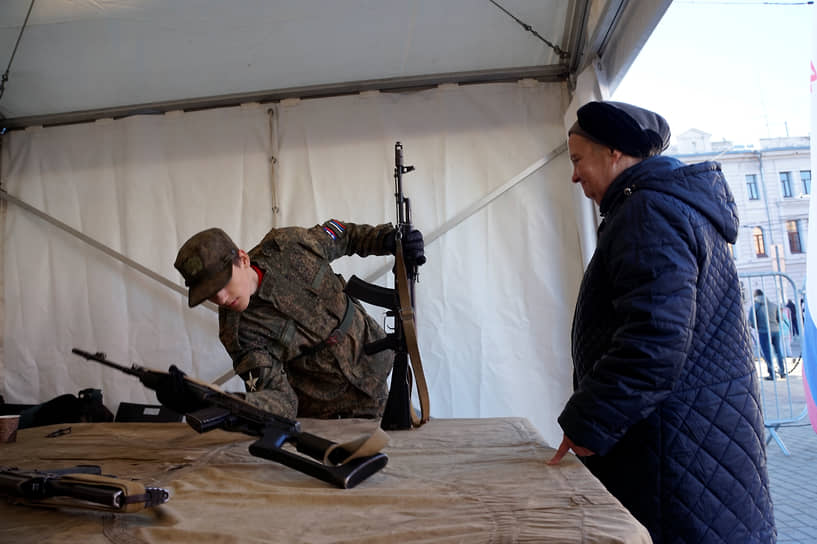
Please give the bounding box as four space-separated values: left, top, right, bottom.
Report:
0 417 651 543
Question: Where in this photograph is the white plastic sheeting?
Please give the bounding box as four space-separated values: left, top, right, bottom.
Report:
2 105 272 405
2 80 589 446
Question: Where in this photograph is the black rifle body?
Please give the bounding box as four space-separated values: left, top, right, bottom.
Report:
72 349 387 489
344 142 417 430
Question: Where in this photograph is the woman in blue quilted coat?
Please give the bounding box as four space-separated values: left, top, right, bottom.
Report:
547 101 776 543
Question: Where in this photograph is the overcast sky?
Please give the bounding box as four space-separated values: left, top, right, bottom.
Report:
612 0 812 147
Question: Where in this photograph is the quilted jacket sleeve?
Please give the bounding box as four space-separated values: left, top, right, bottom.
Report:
559 193 700 456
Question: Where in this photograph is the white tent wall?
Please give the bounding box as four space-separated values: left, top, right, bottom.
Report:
1 104 273 405
1 79 592 446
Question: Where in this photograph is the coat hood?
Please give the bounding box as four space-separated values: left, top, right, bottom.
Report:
598 156 740 243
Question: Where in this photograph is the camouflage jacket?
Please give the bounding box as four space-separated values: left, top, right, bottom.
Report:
219 220 394 419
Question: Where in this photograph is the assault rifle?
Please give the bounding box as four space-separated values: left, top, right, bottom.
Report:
344 142 430 430
72 349 388 489
0 464 169 513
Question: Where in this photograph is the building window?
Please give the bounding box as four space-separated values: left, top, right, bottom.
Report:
746 174 760 200
801 170 811 195
787 220 803 253
753 227 767 257
780 171 793 198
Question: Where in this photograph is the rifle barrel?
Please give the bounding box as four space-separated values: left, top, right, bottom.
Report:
71 348 142 377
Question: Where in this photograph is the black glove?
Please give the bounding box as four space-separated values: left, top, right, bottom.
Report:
402 229 426 267
153 365 209 415
386 228 426 267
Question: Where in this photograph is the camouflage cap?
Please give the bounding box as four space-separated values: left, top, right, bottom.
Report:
174 228 238 307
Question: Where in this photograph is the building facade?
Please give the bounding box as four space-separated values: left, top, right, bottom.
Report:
669 130 810 304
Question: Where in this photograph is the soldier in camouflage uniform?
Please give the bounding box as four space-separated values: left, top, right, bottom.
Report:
174 220 425 419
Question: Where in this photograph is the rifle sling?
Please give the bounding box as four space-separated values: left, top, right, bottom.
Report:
322 427 390 466
215 294 356 386
395 243 430 426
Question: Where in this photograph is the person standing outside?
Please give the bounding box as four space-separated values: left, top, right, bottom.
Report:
547 101 775 543
749 289 787 380
785 298 799 336
173 220 425 420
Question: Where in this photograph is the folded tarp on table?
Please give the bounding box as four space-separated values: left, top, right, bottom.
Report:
0 417 650 543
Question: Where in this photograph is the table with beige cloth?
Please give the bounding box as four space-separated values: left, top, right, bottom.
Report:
0 417 650 543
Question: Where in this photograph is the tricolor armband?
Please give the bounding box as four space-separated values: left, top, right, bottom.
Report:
321 220 346 240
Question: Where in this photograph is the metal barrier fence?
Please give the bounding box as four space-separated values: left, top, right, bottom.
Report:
741 272 808 456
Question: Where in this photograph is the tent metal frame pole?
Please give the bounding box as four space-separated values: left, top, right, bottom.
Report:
1 65 568 131
0 142 568 310
0 188 218 313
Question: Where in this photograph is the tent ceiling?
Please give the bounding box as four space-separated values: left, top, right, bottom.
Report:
0 0 671 130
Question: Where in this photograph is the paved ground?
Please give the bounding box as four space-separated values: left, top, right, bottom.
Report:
759 343 817 544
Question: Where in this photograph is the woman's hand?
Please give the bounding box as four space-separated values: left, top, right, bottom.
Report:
547 434 595 465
